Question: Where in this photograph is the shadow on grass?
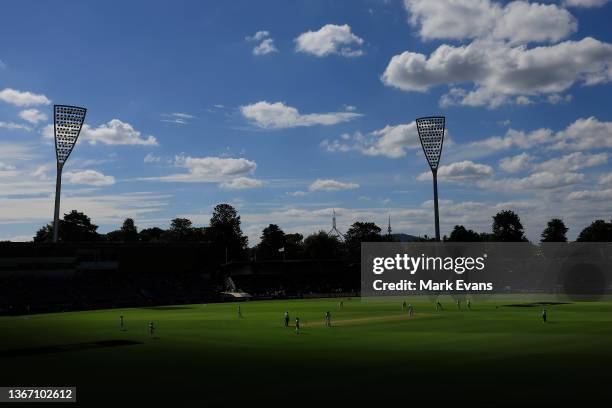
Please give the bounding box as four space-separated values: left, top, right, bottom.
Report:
503 302 571 308
0 339 143 358
140 306 195 310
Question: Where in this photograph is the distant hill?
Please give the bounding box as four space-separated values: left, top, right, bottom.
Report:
391 233 419 242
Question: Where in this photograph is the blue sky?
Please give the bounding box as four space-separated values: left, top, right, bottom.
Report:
1 0 612 243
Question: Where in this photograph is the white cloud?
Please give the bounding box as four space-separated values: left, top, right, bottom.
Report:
83 120 157 146
564 0 609 7
515 96 533 106
0 192 168 225
0 162 18 178
321 122 422 159
287 191 308 197
246 30 278 56
0 142 38 163
0 121 30 131
43 119 158 146
568 188 612 200
478 171 584 190
19 108 48 124
161 112 194 125
253 38 278 55
0 88 51 106
0 180 54 197
245 31 270 42
144 155 257 183
0 162 16 171
240 101 361 129
404 0 576 44
404 0 498 41
598 173 612 184
64 169 115 186
535 152 608 173
493 1 577 44
547 94 573 104
170 112 194 119
220 177 264 190
295 24 364 57
449 117 612 163
144 153 161 163
309 179 360 191
382 37 612 108
552 116 612 150
472 128 554 151
365 123 421 158
417 160 494 182
499 153 534 173
0 234 32 242
31 164 51 180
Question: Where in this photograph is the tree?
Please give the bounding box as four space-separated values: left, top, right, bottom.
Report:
445 225 481 242
139 227 165 242
106 218 139 242
33 224 53 242
206 204 248 262
35 210 101 242
344 222 384 259
257 224 286 260
577 220 612 242
303 231 342 259
284 233 304 259
492 210 528 242
163 218 195 241
541 218 568 242
105 229 124 242
479 232 494 242
61 210 100 241
120 218 139 241
170 218 193 233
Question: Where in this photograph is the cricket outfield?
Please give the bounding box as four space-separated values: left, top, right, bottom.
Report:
1 296 610 407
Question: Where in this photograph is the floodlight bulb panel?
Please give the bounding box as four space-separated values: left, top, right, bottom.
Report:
416 116 445 171
54 105 87 164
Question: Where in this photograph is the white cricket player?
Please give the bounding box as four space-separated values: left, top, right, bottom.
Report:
148 321 155 337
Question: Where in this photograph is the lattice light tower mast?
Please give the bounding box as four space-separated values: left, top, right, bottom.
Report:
328 209 344 241
416 116 446 241
53 105 87 242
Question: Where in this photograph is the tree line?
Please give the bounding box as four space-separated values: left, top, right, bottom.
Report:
31 205 612 262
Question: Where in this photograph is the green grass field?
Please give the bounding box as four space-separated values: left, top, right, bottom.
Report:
1 296 611 407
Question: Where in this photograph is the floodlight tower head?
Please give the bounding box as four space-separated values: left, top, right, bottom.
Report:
416 116 445 172
54 105 87 167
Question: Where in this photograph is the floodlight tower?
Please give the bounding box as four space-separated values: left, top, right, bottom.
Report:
52 105 87 243
416 116 445 241
329 209 345 241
